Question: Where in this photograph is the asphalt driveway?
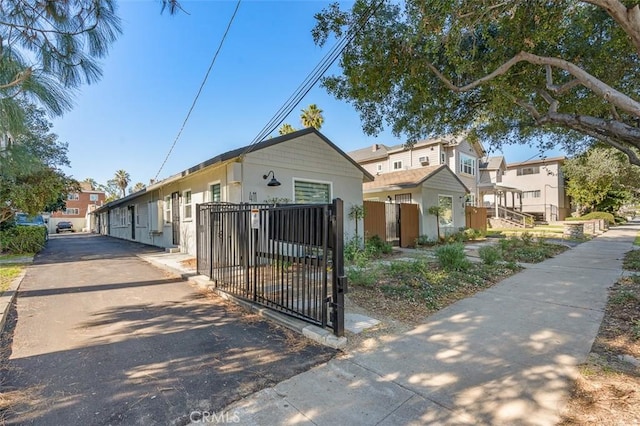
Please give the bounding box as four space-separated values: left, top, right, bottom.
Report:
0 234 335 425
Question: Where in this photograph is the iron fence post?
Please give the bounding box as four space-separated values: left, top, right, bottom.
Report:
331 198 345 337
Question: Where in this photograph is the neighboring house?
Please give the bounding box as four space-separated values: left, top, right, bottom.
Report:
478 156 523 214
92 128 373 256
349 134 485 204
501 157 571 221
50 183 106 232
362 165 469 239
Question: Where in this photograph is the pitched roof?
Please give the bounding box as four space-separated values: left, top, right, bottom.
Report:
480 156 505 170
95 128 373 210
347 143 392 163
506 156 566 168
364 165 469 193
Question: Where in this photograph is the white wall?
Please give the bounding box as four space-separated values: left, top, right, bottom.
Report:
96 133 368 255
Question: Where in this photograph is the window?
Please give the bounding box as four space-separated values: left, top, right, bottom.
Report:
294 180 331 204
395 193 412 203
393 161 403 170
89 194 99 202
63 208 79 215
183 190 192 219
67 193 79 200
465 194 476 206
209 183 221 202
135 205 140 225
438 195 454 228
164 196 171 223
459 153 476 176
517 166 540 176
376 164 382 173
441 152 446 164
522 190 541 198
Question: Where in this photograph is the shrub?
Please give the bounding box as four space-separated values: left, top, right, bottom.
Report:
416 235 436 247
347 267 379 287
0 226 46 254
479 245 502 265
566 211 615 226
365 235 393 256
434 243 470 271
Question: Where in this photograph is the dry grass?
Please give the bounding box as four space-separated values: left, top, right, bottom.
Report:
560 272 640 425
0 265 23 293
179 258 197 269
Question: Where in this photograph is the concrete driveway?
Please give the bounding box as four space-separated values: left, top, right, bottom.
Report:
0 234 335 425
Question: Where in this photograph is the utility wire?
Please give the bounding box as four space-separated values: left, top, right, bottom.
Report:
240 0 385 157
154 0 242 182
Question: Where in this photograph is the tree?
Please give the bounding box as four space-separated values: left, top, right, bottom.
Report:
0 0 123 135
300 104 324 130
312 1 640 166
278 123 297 135
428 206 444 240
563 147 640 213
83 178 99 191
130 182 146 194
113 170 130 198
0 105 78 224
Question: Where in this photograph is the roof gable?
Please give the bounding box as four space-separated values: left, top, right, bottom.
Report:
364 165 469 193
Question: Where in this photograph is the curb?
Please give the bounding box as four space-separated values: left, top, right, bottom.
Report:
0 267 29 333
138 255 347 350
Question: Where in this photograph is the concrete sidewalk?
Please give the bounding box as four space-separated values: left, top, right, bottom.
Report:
215 222 639 425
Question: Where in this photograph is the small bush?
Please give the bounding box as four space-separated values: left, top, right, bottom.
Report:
365 234 393 256
0 226 46 254
434 243 470 271
416 235 436 247
479 245 502 265
567 211 615 226
520 232 534 245
347 267 380 287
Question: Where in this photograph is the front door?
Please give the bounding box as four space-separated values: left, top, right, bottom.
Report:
171 192 180 245
130 206 135 240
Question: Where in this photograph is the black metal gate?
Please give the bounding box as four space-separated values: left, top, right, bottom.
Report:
196 199 345 336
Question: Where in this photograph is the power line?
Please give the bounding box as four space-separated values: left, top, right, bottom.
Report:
240 0 385 157
154 0 242 182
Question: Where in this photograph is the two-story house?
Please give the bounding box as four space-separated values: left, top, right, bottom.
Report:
348 135 484 240
349 135 485 204
49 183 106 232
501 157 571 221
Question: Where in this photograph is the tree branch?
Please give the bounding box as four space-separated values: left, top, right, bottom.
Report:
0 68 31 90
582 0 640 56
424 51 640 118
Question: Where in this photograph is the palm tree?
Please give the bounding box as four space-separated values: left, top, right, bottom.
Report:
113 170 130 198
278 123 296 135
82 178 98 190
131 182 146 193
300 104 324 130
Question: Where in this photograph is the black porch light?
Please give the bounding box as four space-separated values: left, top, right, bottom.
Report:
263 170 281 187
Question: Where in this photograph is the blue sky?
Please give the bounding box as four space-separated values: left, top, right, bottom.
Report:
52 0 564 188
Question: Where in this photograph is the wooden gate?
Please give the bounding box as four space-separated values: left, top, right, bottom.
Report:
399 203 419 248
465 206 487 231
363 201 386 240
363 200 419 248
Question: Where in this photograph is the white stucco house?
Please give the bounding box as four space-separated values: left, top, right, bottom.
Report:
93 128 374 255
362 164 469 239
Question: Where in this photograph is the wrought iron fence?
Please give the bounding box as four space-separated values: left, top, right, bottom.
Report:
196 200 345 336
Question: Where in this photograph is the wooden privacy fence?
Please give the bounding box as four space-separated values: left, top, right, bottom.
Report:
465 206 487 231
363 200 419 248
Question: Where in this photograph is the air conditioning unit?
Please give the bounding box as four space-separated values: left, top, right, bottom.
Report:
418 156 429 165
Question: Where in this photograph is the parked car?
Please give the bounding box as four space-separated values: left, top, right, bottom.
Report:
15 213 49 241
55 221 75 233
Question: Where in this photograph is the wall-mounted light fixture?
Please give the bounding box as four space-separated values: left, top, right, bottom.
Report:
263 170 281 187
